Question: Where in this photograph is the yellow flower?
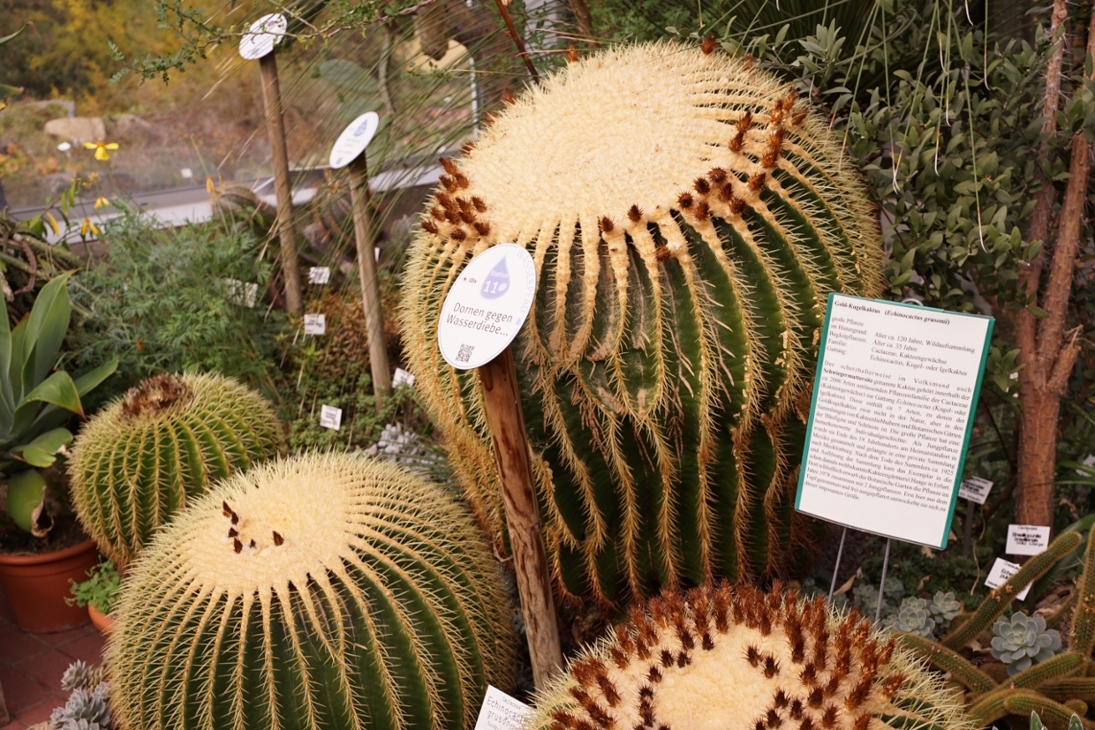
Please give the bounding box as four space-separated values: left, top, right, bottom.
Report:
44 212 60 236
83 140 119 161
80 218 100 237
94 196 111 210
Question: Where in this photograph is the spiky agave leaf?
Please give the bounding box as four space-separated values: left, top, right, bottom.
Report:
106 451 517 730
400 41 883 604
526 583 974 730
68 373 285 568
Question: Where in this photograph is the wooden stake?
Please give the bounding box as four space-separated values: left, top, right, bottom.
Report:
258 53 303 316
347 155 392 406
479 345 562 687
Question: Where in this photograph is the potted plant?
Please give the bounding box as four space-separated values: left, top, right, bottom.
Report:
0 271 116 632
67 559 120 633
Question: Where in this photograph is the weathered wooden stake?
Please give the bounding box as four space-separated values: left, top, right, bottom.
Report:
347 155 392 406
479 345 562 687
258 53 303 316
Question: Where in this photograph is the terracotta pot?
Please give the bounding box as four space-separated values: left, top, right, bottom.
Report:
87 602 114 634
0 539 99 633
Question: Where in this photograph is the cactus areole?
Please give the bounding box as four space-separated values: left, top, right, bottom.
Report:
106 452 516 730
401 42 884 605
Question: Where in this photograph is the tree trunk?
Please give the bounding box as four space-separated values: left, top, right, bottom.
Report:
1016 384 1062 527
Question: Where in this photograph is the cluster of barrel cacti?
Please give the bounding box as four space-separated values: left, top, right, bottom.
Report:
68 373 285 567
895 528 1095 730
401 40 884 604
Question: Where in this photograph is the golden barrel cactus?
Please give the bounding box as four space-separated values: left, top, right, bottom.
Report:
401 42 883 604
106 452 516 730
69 373 285 567
526 583 973 730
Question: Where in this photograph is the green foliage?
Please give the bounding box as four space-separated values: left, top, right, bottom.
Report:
66 559 121 614
68 372 285 568
65 212 285 405
991 612 1063 676
1 272 116 536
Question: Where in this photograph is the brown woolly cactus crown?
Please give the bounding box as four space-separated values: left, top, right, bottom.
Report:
402 41 883 604
119 373 193 420
527 584 973 730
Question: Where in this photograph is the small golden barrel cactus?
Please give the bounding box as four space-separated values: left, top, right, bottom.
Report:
400 42 884 603
106 452 516 730
68 373 284 567
526 583 973 730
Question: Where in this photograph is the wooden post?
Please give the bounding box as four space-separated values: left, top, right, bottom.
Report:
258 53 303 316
347 155 392 405
479 346 562 687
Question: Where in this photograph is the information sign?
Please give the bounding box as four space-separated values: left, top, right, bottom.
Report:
238 14 286 61
437 244 536 370
958 476 993 505
319 405 342 431
796 294 994 548
304 314 326 336
329 112 380 170
985 557 1032 600
1006 524 1051 556
308 266 331 285
473 686 532 730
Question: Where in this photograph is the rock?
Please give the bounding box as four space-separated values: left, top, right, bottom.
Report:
42 172 76 195
43 116 106 143
115 113 151 136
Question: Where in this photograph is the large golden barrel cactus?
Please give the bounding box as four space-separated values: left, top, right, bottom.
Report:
524 583 974 730
106 452 516 730
69 373 285 567
400 42 884 605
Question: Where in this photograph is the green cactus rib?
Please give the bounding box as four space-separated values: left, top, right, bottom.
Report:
999 689 1095 730
400 42 882 604
1007 651 1085 689
521 583 975 730
106 452 516 730
942 532 1082 650
69 373 285 568
893 632 996 695
1043 678 1095 703
1069 526 1095 657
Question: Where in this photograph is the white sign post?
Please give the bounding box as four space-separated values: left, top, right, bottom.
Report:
437 244 561 687
796 294 993 620
328 111 391 407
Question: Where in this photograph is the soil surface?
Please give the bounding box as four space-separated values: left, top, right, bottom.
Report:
0 514 88 556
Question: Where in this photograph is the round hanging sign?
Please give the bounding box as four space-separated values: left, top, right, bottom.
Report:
437 243 537 370
329 112 380 169
239 14 287 61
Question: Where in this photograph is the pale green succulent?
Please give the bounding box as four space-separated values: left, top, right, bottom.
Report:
50 682 111 730
928 591 962 624
991 612 1063 676
60 661 103 693
889 597 937 638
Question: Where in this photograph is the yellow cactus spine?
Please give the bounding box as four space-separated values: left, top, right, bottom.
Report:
68 373 285 567
400 41 884 604
525 584 973 730
106 452 517 730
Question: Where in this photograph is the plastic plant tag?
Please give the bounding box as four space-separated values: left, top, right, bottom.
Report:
958 476 993 505
392 368 415 389
239 13 286 60
985 557 1032 600
473 685 532 730
309 266 331 285
224 278 258 308
329 112 380 169
1006 524 1051 556
437 244 536 370
304 314 326 336
319 405 342 431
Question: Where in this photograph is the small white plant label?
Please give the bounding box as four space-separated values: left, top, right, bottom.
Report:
392 367 415 389
473 686 532 730
309 266 331 285
319 405 342 431
1077 454 1095 476
958 476 993 505
239 13 286 60
1005 524 1051 556
985 557 1032 600
224 278 258 308
329 112 380 170
304 314 326 336
437 244 537 370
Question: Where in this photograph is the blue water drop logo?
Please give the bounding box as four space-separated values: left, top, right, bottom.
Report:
480 255 510 300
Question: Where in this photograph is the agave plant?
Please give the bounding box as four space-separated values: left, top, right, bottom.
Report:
401 40 883 604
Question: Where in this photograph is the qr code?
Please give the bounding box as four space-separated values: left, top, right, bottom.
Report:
456 343 474 363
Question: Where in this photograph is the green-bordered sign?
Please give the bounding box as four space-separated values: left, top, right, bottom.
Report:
795 294 994 549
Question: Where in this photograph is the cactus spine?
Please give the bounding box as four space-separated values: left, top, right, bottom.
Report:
106 452 516 730
69 373 285 567
401 41 883 603
524 583 973 730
